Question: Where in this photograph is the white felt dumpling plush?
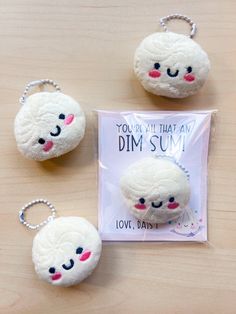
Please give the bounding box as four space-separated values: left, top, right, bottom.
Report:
14 91 86 161
32 217 102 287
134 32 210 98
120 157 190 224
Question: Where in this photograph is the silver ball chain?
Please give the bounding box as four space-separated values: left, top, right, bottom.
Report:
19 79 61 105
160 14 197 38
19 199 56 230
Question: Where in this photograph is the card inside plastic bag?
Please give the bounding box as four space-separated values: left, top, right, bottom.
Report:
97 110 213 242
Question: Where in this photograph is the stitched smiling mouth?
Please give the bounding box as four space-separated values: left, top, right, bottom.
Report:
50 125 61 137
167 68 179 78
151 201 163 208
62 259 74 270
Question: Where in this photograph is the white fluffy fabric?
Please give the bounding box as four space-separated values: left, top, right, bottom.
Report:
120 157 190 224
32 217 102 287
134 32 210 98
14 92 86 161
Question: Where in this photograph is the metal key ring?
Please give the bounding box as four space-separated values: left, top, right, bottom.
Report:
19 199 56 230
160 14 197 39
19 79 61 105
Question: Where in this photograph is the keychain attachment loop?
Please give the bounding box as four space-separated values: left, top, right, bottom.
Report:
160 14 197 38
19 199 56 230
19 79 61 105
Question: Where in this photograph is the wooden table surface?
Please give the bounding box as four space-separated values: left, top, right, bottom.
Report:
0 1 236 313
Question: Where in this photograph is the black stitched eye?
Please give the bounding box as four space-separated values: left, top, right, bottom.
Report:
139 198 145 204
154 62 160 70
187 66 192 73
49 267 56 274
76 247 83 254
38 138 45 145
169 197 175 202
59 113 65 120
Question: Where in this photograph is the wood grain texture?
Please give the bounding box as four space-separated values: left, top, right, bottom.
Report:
0 0 236 313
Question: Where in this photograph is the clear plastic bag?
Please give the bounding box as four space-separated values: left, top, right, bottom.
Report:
96 110 214 242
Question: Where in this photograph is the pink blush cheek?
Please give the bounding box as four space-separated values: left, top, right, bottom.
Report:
184 74 195 82
134 204 147 210
64 114 75 125
148 70 161 78
167 202 179 210
80 251 91 262
51 273 62 281
43 141 53 152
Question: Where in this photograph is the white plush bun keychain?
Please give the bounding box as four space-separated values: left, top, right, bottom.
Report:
120 157 190 224
134 14 210 98
14 79 86 161
19 199 102 287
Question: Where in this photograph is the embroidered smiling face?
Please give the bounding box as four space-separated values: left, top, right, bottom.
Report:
14 92 86 161
134 32 210 98
32 217 102 287
120 157 190 224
